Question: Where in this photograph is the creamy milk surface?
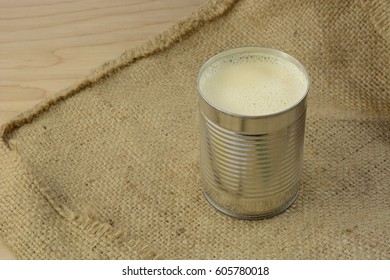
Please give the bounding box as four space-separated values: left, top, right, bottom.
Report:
199 53 308 116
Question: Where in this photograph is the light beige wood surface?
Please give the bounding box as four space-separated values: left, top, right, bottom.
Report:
0 0 206 259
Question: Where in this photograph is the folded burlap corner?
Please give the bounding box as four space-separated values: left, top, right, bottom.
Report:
0 0 389 259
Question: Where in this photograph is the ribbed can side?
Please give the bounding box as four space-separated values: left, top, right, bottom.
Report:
199 110 306 219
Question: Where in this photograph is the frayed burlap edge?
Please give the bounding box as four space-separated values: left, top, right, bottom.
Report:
0 0 239 259
0 0 238 141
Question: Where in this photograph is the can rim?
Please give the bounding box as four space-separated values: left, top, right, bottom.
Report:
196 46 310 119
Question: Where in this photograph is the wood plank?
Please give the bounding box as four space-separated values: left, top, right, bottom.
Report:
0 0 206 125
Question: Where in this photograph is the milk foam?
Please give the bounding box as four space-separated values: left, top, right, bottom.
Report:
199 53 308 116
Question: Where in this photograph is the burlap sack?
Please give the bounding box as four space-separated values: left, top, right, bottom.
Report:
0 0 389 259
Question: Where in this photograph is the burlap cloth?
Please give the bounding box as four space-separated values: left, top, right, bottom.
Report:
0 0 389 259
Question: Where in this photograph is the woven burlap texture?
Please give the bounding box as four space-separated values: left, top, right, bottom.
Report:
0 0 389 259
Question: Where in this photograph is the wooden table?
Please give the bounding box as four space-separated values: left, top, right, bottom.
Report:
0 0 206 259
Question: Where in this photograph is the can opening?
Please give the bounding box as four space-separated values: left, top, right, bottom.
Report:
197 47 310 117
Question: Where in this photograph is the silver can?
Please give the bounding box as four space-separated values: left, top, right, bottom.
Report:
197 47 310 220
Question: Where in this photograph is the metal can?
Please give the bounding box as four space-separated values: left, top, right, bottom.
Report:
197 46 310 219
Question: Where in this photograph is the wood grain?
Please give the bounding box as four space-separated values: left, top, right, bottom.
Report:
0 0 206 125
0 0 206 259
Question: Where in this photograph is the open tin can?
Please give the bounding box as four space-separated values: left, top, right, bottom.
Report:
197 46 310 219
